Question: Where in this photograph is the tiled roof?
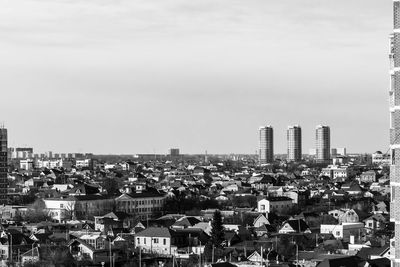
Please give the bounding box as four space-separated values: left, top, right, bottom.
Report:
135 227 171 238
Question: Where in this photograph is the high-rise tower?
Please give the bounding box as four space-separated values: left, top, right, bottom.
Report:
259 126 273 164
0 127 7 204
287 125 302 161
316 125 330 163
390 2 400 263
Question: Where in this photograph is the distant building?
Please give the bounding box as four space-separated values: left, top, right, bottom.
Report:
11 147 33 159
359 170 377 183
115 188 166 220
45 151 53 159
20 159 34 171
331 148 337 158
336 147 347 156
35 159 64 169
44 195 114 222
287 125 302 161
257 196 294 214
372 151 390 166
320 223 364 242
315 125 330 163
75 159 91 168
0 128 7 204
321 165 349 180
259 125 274 164
168 148 180 157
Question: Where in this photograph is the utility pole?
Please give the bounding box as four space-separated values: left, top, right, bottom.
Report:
139 248 141 267
260 246 263 267
212 245 215 263
199 240 201 267
109 238 112 267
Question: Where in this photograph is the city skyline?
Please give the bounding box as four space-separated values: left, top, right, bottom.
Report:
0 0 392 154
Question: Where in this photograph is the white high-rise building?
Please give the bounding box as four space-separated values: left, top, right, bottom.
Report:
0 127 7 204
259 126 273 164
390 2 400 264
287 125 302 162
315 125 330 163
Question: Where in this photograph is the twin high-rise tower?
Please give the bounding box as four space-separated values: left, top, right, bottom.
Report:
258 125 330 163
259 126 274 164
287 125 302 161
316 125 331 163
0 127 7 204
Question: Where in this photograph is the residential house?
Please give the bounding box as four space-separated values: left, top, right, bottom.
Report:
253 214 270 228
328 209 359 224
279 219 311 234
257 196 294 214
363 214 388 233
94 212 135 233
68 238 116 264
320 223 364 242
135 227 177 255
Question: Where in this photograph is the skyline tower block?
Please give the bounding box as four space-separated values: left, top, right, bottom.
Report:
0 128 7 204
259 125 273 164
390 2 400 264
287 125 302 162
316 125 331 163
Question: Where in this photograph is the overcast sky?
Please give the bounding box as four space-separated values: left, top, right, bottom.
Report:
0 0 392 155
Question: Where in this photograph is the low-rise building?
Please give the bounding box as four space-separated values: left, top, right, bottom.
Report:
115 188 166 220
320 222 364 242
135 227 177 255
257 196 294 214
44 195 115 222
321 165 349 179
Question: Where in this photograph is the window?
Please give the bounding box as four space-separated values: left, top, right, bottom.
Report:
60 204 64 208
260 205 265 211
144 238 146 245
163 239 167 245
336 231 340 236
137 238 140 245
393 149 396 165
154 238 159 244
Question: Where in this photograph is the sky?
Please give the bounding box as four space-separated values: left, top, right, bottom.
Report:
0 0 393 155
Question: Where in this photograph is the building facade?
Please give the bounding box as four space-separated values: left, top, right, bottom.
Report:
115 190 166 220
315 125 330 163
391 2 400 264
0 128 7 204
287 125 302 161
390 2 400 264
259 126 273 164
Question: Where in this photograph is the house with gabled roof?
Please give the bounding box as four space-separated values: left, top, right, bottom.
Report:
254 224 276 237
279 219 311 234
67 238 117 264
253 214 270 228
363 213 389 232
171 216 201 229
